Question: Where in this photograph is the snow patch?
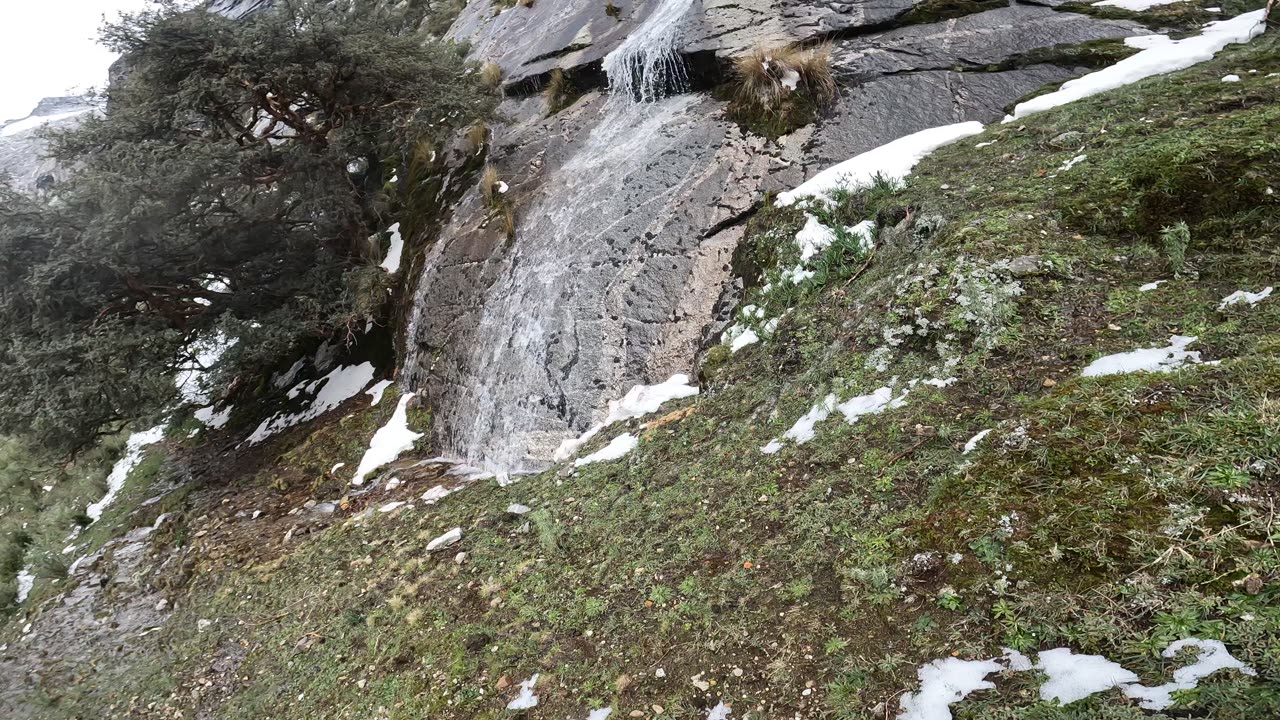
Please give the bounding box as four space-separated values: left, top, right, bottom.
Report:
194 404 232 429
727 326 760 353
1035 648 1138 705
87 425 167 522
351 394 423 485
898 656 1004 720
421 485 457 504
507 674 540 710
962 429 992 455
0 107 93 138
379 223 404 273
554 375 697 461
15 567 34 604
247 362 376 444
586 709 613 720
1221 73 1241 82
1138 280 1166 292
1219 286 1272 309
1122 639 1257 710
365 379 394 405
1081 335 1201 377
1007 11 1267 121
777 122 985 206
1057 154 1087 172
574 433 639 467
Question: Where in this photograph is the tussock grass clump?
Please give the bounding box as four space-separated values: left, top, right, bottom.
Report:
479 61 503 90
480 165 503 207
543 68 574 114
466 121 489 154
727 43 837 138
604 0 622 19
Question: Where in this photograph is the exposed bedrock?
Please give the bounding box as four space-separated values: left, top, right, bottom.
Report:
402 0 1143 470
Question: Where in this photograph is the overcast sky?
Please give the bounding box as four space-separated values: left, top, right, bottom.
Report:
0 0 159 122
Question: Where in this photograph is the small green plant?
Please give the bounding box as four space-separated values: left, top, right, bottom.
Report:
1161 220 1191 272
937 587 963 611
783 576 814 600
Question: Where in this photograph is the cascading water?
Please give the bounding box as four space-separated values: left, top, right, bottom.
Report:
602 0 696 102
406 0 715 476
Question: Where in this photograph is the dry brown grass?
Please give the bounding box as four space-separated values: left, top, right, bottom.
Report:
517 0 535 7
480 165 502 207
500 205 517 239
604 0 621 19
544 68 572 113
733 43 835 109
480 61 503 90
466 121 489 153
728 43 836 137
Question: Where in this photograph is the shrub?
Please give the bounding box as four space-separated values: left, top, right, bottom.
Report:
605 0 622 19
726 43 837 138
1161 221 1191 272
0 0 496 454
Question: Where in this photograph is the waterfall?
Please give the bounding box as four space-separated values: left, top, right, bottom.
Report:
406 0 707 476
602 0 697 102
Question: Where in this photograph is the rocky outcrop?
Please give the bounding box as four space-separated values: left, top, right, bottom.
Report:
400 0 1149 470
807 6 1140 164
404 91 780 470
0 97 97 195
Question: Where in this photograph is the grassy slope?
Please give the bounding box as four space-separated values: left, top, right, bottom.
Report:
13 25 1280 720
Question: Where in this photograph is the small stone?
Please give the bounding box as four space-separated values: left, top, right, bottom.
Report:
655 668 666 678
1006 255 1042 277
496 675 511 690
155 598 169 612
1042 378 1057 388
652 705 664 714
356 679 366 689
455 552 468 565
629 712 645 718
1050 131 1081 147
732 667 743 677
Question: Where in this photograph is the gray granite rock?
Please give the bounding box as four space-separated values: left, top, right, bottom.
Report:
0 97 98 195
403 92 776 470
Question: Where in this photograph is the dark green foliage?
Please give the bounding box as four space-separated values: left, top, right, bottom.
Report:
0 0 495 453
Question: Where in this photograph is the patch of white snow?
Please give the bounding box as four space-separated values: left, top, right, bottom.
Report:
962 429 992 455
87 425 167 522
365 379 393 405
1219 286 1272 309
1080 335 1201 377
507 674 540 710
897 656 1004 720
777 121 985 206
1007 11 1266 121
573 433 639 467
351 393 424 485
379 223 404 273
553 375 697 461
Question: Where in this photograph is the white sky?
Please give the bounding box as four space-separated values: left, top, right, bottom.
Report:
0 1 159 122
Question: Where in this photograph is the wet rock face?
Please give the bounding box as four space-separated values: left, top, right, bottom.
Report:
404 92 776 470
807 6 1141 165
405 0 1147 469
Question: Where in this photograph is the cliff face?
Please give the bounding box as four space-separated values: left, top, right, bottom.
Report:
403 0 1141 470
0 96 98 194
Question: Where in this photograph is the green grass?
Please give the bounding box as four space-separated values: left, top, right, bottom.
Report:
10 24 1280 720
